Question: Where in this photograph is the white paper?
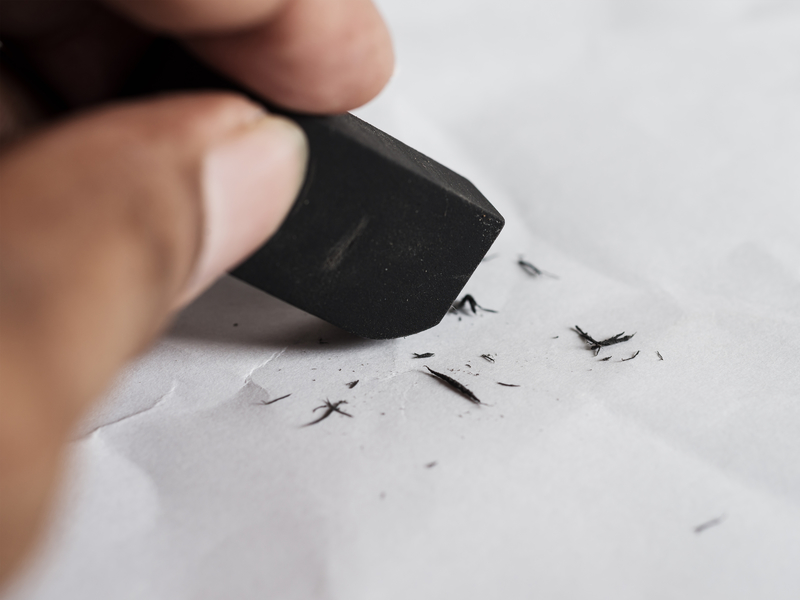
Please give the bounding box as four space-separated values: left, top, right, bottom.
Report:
6 1 800 598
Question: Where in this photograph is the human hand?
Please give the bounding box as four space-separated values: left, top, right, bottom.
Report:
0 0 393 584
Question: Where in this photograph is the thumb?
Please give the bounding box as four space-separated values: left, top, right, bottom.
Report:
0 93 307 583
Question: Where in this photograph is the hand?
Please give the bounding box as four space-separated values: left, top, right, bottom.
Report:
0 0 393 584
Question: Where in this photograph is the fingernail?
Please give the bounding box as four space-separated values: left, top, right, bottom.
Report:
180 114 308 304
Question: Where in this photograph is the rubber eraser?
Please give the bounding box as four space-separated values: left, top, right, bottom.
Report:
123 42 505 339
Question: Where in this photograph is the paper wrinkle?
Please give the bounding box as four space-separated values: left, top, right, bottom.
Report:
598 391 800 513
242 346 288 384
619 400 800 523
79 382 178 438
6 434 163 600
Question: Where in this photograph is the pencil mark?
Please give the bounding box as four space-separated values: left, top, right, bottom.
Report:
259 393 291 405
573 325 635 356
346 380 359 389
552 336 559 339
598 356 612 362
425 461 438 468
481 354 495 363
497 382 520 387
621 351 640 362
518 256 558 278
451 294 497 314
694 514 726 534
412 352 434 359
657 351 664 361
481 254 498 262
425 366 482 405
318 338 327 345
303 399 353 427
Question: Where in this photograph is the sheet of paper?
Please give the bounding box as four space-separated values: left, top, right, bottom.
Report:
6 1 800 598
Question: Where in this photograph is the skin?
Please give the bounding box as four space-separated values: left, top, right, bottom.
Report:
0 0 393 586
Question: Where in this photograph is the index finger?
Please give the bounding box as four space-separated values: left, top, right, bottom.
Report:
103 0 394 113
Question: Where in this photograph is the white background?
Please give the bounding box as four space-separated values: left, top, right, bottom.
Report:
6 1 800 598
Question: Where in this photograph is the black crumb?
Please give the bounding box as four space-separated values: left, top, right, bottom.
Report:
425 461 438 469
518 257 558 278
497 382 521 387
694 514 726 534
318 338 328 344
303 399 352 426
451 294 498 315
598 357 612 362
481 354 495 363
573 325 636 356
657 351 664 361
233 323 239 327
259 393 291 405
413 352 435 359
518 257 542 276
621 351 640 362
346 380 359 389
425 366 482 405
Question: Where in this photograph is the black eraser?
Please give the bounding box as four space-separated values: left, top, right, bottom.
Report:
234 113 504 338
122 41 504 339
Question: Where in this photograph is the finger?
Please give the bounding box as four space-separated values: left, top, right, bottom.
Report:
104 0 395 113
0 0 152 107
189 0 395 113
101 0 287 35
0 93 307 582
